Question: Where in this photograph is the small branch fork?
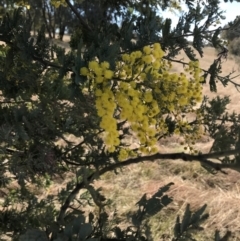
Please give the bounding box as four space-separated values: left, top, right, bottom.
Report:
57 148 240 223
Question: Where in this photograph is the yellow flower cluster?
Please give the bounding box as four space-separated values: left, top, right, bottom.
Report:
50 0 67 7
80 43 203 160
80 60 118 153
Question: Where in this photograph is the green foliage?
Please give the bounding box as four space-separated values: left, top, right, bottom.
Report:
228 37 240 56
172 204 209 241
221 16 240 57
0 1 240 241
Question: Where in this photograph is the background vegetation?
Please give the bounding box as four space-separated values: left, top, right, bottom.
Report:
1 0 240 240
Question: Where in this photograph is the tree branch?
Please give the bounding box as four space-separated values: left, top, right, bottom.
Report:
164 56 240 89
57 148 240 222
169 26 230 40
65 0 92 32
0 34 71 71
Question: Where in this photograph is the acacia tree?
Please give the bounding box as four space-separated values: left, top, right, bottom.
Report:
1 0 240 240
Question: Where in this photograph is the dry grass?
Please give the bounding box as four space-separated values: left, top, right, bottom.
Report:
96 161 240 240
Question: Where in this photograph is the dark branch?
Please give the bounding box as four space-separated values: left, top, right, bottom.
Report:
65 0 92 32
57 148 240 222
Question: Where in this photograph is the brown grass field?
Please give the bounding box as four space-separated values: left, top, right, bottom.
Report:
3 36 240 240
